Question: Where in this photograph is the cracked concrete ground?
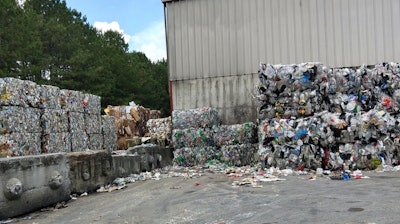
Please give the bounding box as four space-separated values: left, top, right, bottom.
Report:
10 170 400 224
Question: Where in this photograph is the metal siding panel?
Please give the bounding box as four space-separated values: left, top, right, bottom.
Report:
194 0 203 79
294 0 303 63
166 4 175 79
332 1 342 65
392 0 400 60
357 0 368 65
180 1 190 79
286 0 296 63
215 0 224 76
207 0 217 78
271 0 280 63
229 0 238 75
200 0 210 77
340 0 350 66
236 0 245 73
187 1 195 79
349 0 360 65
279 0 289 64
243 1 252 73
221 0 231 76
249 0 258 73
383 0 394 61
325 0 335 66
301 0 311 62
316 0 327 64
366 0 376 64
309 0 319 62
173 3 183 80
374 0 385 63
256 0 266 63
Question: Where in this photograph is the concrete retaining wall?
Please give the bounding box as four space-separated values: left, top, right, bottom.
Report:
0 153 70 219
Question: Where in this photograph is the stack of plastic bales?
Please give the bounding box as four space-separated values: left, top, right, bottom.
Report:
257 62 400 170
101 115 117 152
172 107 259 166
172 108 220 166
40 85 70 153
0 78 42 157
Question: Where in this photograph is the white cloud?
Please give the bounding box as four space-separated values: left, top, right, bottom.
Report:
93 21 132 44
93 20 167 62
130 21 167 62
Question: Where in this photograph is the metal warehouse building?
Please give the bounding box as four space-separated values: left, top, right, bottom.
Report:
162 0 400 124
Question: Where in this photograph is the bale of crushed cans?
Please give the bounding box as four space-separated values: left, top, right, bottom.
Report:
257 62 400 170
172 107 221 130
0 78 41 108
0 77 120 157
102 115 117 152
173 146 219 167
42 132 71 154
219 144 260 167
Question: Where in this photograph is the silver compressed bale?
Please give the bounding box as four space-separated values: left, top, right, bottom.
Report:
83 93 101 115
0 78 41 108
102 115 117 152
88 133 103 150
70 130 88 152
41 109 69 133
172 107 221 130
60 89 84 113
0 132 41 156
0 106 41 133
85 113 101 134
69 112 85 133
42 132 71 153
39 85 61 109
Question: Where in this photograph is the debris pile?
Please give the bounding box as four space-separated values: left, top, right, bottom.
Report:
104 103 166 150
172 107 259 166
257 62 400 170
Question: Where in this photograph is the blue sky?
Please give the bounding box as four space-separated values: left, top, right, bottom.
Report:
65 0 166 62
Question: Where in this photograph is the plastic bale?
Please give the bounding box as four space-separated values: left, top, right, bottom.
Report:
41 109 69 133
0 106 41 133
213 122 258 147
83 93 101 115
39 85 61 109
88 133 103 150
85 113 102 134
60 89 84 112
0 78 41 108
172 127 215 149
219 144 259 166
42 132 71 154
70 130 88 152
172 107 221 130
173 146 218 167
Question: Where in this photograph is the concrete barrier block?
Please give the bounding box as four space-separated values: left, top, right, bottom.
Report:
127 145 174 172
112 154 141 177
68 150 113 194
0 153 70 219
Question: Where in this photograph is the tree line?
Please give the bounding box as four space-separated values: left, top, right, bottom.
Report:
0 0 170 116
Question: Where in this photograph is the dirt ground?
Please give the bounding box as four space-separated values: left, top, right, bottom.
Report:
6 168 400 224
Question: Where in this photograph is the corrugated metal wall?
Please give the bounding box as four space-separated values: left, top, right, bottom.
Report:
164 0 400 124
